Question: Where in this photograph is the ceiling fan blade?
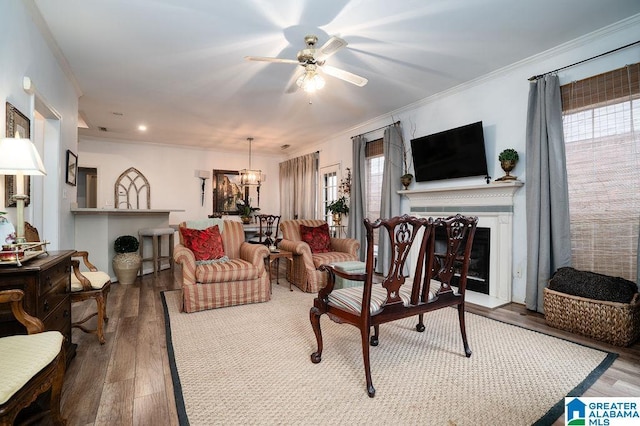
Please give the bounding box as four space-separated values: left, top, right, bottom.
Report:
244 56 300 65
322 65 368 87
315 36 347 62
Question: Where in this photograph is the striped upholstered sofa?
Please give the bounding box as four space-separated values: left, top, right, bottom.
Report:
278 219 360 293
173 219 270 313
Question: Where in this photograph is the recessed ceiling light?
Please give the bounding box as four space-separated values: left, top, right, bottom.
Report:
112 112 124 116
138 125 147 131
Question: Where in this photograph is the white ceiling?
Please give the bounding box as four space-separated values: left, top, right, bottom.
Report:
32 0 640 155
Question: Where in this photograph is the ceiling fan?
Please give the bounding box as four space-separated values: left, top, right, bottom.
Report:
245 35 368 92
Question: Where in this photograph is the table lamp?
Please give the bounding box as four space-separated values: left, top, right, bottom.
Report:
0 132 46 243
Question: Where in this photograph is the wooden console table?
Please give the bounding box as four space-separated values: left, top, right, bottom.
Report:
0 250 76 363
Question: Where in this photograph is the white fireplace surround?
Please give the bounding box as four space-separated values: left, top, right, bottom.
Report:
400 181 523 308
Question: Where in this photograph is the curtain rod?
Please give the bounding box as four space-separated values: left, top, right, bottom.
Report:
528 40 640 81
351 121 401 139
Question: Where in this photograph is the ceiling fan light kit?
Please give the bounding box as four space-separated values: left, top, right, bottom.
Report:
245 34 367 93
296 65 325 93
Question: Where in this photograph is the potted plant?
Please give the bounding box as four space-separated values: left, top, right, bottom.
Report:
326 196 349 226
237 199 259 224
496 148 519 181
112 235 141 284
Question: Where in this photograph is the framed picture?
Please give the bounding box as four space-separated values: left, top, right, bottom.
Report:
4 102 31 207
66 150 78 186
212 169 243 215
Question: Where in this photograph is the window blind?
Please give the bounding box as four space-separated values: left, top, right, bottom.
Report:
561 63 639 282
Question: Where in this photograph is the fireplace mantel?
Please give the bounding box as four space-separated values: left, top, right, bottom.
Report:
400 181 523 208
400 181 524 308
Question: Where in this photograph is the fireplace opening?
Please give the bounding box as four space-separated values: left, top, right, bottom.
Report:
434 227 490 294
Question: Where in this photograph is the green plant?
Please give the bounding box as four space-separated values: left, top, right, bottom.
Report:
326 196 349 215
236 199 259 218
114 235 139 253
498 148 519 162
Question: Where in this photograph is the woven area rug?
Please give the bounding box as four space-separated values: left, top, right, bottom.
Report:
161 285 617 426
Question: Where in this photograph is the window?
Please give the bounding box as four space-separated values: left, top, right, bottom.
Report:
561 63 639 282
321 166 338 225
365 138 384 221
365 139 384 249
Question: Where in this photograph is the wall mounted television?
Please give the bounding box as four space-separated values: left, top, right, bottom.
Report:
410 121 489 182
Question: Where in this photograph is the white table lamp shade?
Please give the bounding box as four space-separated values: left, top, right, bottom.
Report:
0 137 47 176
0 135 46 244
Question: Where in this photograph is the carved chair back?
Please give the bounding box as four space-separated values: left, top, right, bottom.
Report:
255 214 281 246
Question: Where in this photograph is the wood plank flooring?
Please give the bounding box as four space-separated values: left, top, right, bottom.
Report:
50 267 639 425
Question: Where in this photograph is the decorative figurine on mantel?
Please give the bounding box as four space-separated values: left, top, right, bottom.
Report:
495 148 519 182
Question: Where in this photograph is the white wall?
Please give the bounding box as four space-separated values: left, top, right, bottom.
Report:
78 137 283 224
290 15 640 304
0 1 79 250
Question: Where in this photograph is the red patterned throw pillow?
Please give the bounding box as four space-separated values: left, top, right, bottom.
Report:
300 223 331 254
180 225 225 261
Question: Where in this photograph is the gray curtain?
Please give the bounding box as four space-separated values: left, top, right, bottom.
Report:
525 74 572 313
376 124 403 273
279 152 318 220
348 136 367 260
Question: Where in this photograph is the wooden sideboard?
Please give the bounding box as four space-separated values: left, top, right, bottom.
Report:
0 250 76 362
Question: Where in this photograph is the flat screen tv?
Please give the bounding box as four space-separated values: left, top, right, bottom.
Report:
410 121 488 182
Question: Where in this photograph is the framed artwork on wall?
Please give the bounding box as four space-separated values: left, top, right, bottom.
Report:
212 169 243 215
66 150 78 186
4 102 31 207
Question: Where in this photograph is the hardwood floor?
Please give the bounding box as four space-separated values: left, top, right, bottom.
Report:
50 267 639 425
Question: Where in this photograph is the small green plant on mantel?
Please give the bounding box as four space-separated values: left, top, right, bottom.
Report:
498 148 519 162
496 148 519 181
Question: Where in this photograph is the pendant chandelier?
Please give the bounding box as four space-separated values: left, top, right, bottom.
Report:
240 137 262 186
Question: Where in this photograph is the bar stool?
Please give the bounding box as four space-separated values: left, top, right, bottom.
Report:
138 227 175 276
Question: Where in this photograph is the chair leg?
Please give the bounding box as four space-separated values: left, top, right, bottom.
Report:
95 292 106 344
309 307 323 363
370 325 379 346
416 313 425 332
458 303 472 357
50 350 67 425
361 326 375 398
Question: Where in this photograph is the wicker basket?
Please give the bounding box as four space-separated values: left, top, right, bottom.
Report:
543 287 640 346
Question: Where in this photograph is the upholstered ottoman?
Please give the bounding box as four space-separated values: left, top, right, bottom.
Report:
332 261 366 289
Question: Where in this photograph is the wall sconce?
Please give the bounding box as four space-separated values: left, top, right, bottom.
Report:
195 170 210 206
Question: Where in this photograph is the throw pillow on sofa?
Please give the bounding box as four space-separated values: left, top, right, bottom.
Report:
180 225 228 263
300 223 331 254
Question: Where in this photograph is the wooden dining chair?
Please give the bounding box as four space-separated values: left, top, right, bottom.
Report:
0 289 66 425
310 214 478 397
25 222 111 344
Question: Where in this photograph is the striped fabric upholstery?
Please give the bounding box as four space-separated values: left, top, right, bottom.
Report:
279 219 360 293
174 220 271 313
328 280 440 316
195 258 260 283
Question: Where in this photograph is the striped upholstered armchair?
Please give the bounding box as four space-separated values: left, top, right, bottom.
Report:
278 219 360 293
174 219 270 313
